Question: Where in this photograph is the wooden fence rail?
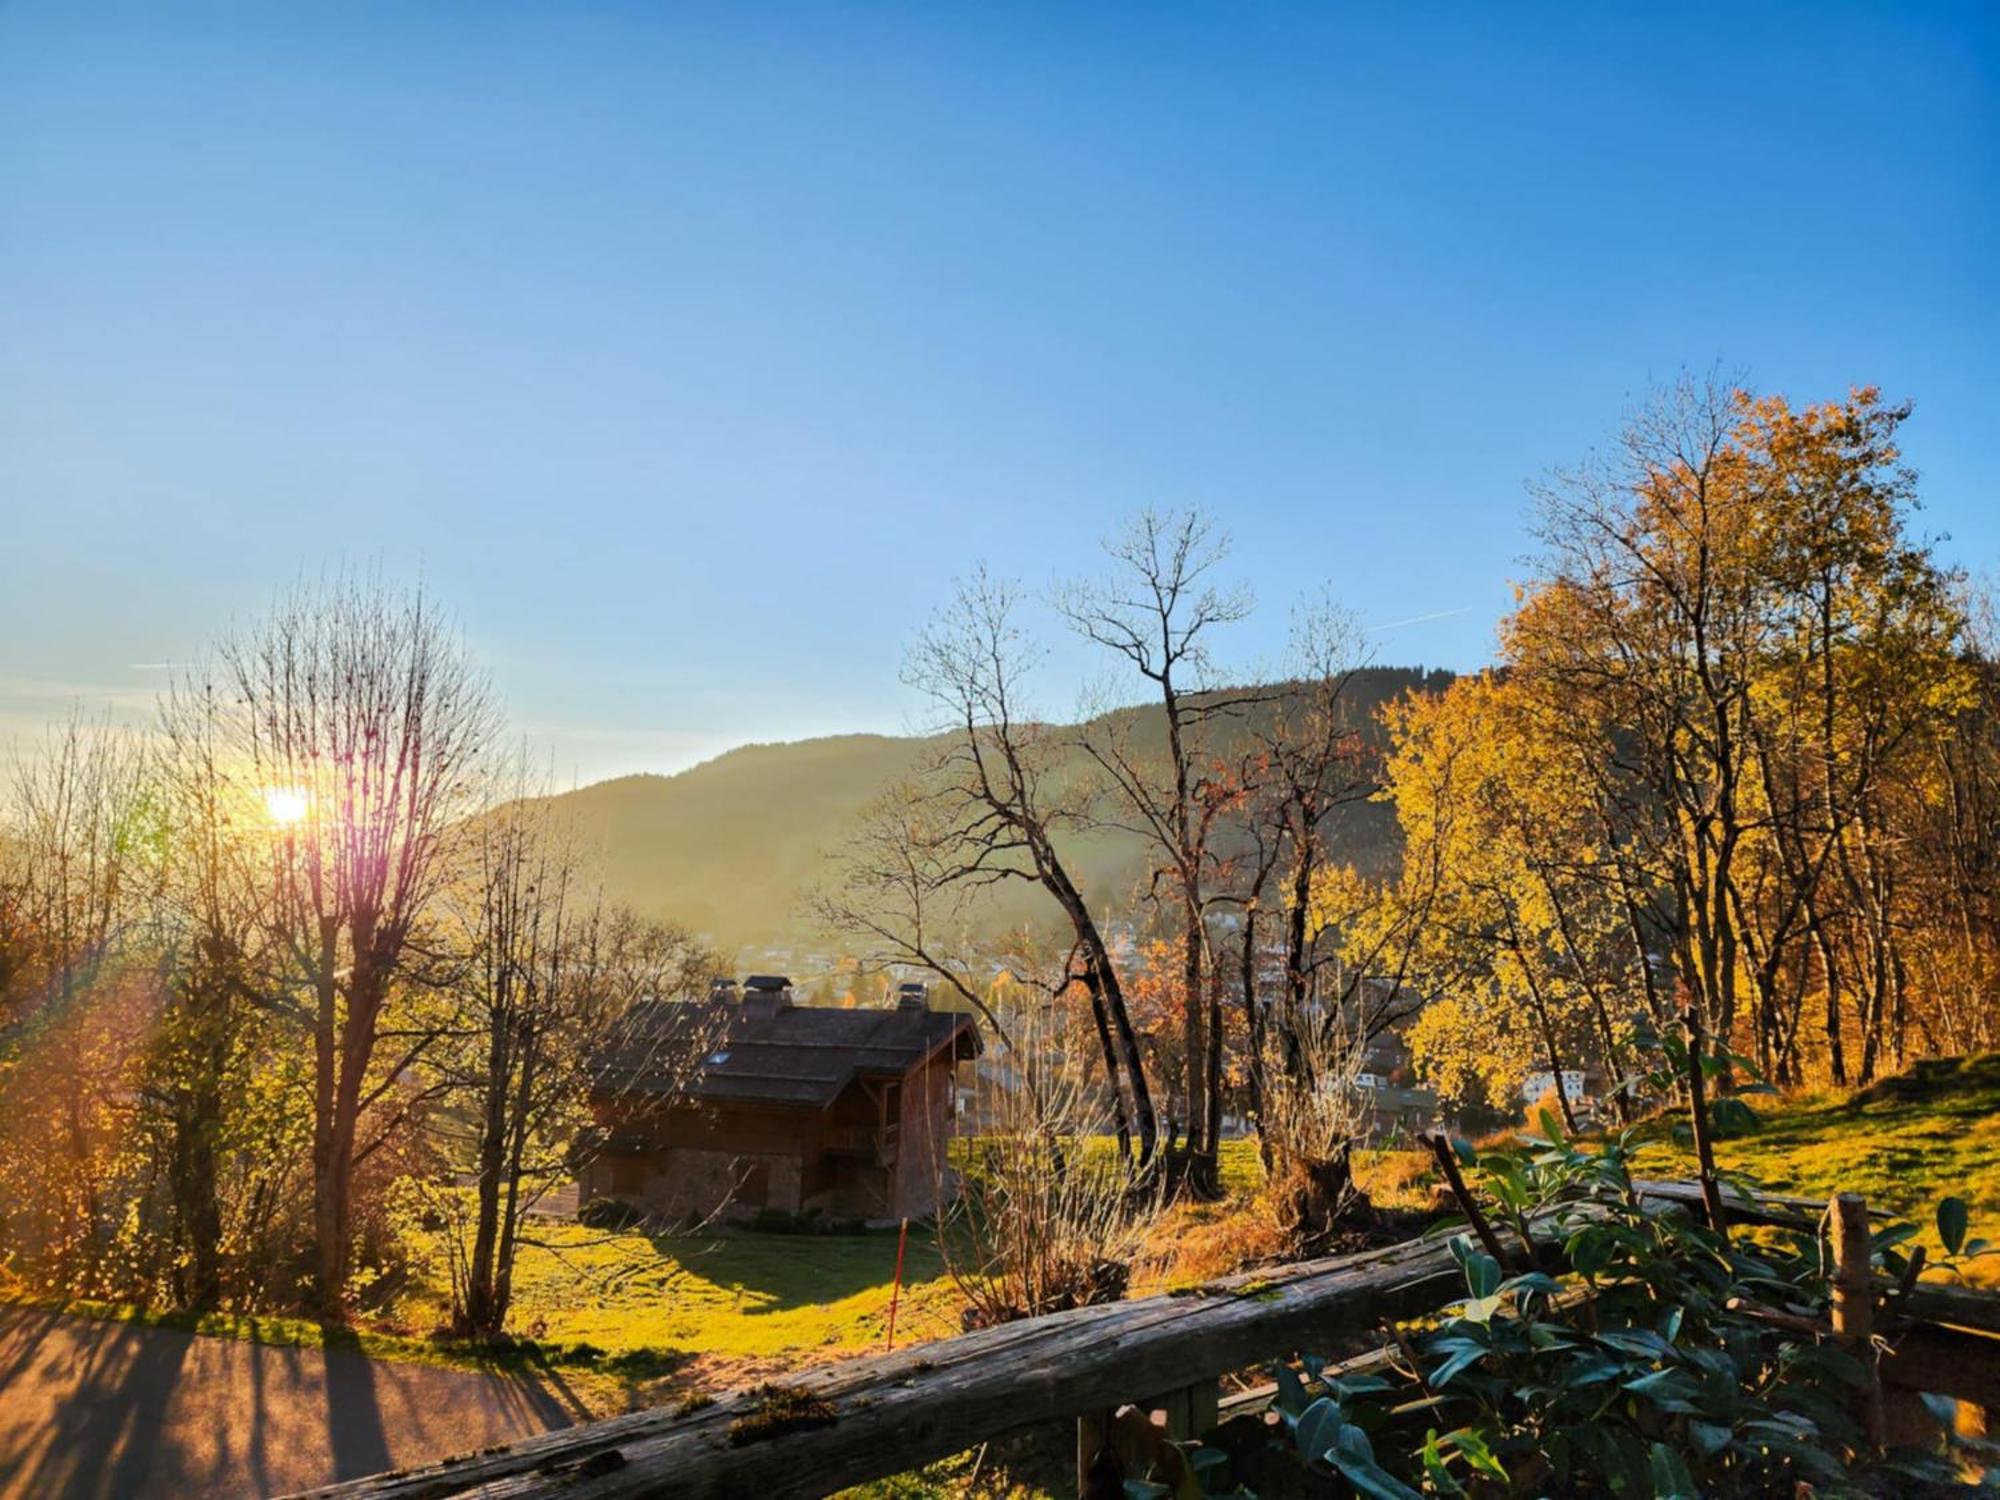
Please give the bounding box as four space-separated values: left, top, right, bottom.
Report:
299 1182 1999 1500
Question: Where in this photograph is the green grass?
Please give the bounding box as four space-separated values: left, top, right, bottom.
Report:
1626 1053 2000 1285
1215 1136 1263 1194
392 1218 962 1396
1 1218 965 1412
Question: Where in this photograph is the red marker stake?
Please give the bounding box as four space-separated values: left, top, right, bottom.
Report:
884 1217 909 1351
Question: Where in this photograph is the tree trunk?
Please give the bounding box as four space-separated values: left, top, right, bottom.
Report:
1039 847 1157 1168
462 1010 511 1337
314 937 383 1318
1513 934 1580 1136
1179 904 1208 1178
1273 1140 1371 1256
310 945 344 1315
168 970 230 1307
1237 912 1268 1171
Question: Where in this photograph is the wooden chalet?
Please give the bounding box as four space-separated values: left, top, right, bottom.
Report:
581 976 981 1225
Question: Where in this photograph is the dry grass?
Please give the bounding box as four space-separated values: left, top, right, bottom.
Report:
1133 1146 1438 1288
1354 1147 1439 1210
1135 1196 1288 1287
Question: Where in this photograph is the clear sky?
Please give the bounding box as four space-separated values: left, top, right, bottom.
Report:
3 3 1995 784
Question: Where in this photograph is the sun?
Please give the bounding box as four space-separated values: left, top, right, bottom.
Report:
263 786 311 827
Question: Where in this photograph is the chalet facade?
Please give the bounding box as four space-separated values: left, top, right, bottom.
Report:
581 977 981 1226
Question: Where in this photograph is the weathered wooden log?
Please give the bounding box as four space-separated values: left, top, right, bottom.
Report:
1623 1177 1854 1231
1899 1282 2000 1338
1878 1324 2000 1403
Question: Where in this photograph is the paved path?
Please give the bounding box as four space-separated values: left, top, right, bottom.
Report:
0 1307 585 1499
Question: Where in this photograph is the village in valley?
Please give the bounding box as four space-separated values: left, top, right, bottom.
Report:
3 5 1998 1499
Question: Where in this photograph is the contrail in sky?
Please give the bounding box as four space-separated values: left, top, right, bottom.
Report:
1366 606 1473 635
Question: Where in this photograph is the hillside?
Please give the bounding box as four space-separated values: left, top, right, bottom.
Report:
533 666 1452 954
1628 1053 2000 1287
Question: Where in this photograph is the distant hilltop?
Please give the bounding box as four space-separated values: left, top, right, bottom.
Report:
526 666 1455 955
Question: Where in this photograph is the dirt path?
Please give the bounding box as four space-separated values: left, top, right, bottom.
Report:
0 1307 587 1498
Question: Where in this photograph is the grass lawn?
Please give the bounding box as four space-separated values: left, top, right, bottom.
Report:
1625 1053 2000 1286
390 1218 964 1401
381 1136 1273 1399
380 1135 1427 1398
366 1057 1995 1404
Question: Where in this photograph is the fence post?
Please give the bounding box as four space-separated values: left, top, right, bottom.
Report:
1076 1408 1112 1498
884 1217 909 1351
1829 1191 1886 1448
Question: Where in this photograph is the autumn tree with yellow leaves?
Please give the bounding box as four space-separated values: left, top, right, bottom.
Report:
1382 376 1989 1098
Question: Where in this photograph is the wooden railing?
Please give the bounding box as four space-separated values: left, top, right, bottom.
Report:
299 1182 2000 1500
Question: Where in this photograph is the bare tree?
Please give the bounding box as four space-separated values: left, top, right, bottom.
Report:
810 779 1015 1049
150 681 275 1306
941 984 1157 1325
1253 600 1379 1079
206 576 497 1315
890 569 1160 1168
434 766 716 1337
1057 509 1257 1193
1256 997 1370 1253
2 711 153 1026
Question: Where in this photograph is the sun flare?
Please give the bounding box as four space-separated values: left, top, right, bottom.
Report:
263 786 311 827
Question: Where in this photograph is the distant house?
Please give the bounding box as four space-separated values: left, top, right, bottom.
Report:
1520 1068 1596 1107
581 976 981 1225
1358 1079 1439 1141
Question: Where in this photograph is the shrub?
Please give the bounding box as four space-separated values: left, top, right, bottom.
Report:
1236 1112 1996 1495
1255 1009 1376 1253
941 996 1158 1326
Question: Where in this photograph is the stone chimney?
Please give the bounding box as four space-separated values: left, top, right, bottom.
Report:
741 974 793 1020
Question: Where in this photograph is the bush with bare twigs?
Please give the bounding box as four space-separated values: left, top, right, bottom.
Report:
1255 1008 1377 1253
940 994 1159 1327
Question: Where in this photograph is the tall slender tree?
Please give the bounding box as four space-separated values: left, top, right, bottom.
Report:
206 576 496 1314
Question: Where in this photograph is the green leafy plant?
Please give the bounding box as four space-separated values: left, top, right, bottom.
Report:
1237 1109 1991 1496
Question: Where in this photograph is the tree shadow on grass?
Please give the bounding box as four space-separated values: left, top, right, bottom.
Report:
644 1224 946 1314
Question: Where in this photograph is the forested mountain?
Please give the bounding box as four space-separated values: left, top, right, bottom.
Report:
532 666 1454 953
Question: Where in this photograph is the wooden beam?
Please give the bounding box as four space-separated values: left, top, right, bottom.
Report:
1899 1282 2000 1338
1878 1324 2000 1405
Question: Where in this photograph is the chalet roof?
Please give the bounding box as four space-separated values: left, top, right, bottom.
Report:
596 998 982 1109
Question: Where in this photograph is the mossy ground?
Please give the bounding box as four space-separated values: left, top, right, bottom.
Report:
1626 1053 2000 1285
392 1218 965 1400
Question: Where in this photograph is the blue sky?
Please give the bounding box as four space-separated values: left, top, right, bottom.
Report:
3 3 1995 783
